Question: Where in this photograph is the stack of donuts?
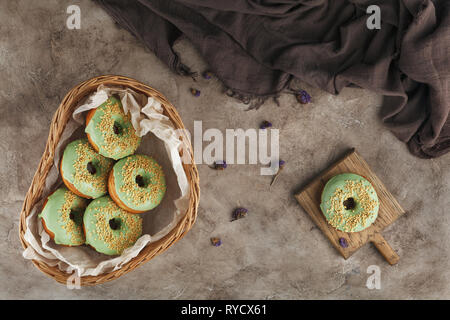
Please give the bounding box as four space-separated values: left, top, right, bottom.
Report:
39 95 166 256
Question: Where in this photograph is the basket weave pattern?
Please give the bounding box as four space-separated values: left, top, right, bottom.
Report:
19 75 200 286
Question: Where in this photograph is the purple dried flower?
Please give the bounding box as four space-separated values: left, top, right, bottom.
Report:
214 160 227 170
211 237 222 247
339 237 349 248
190 88 201 97
260 120 273 129
279 160 285 168
232 207 248 221
296 89 311 104
202 71 213 79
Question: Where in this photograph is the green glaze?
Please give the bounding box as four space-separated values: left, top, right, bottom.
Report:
320 173 379 233
61 139 113 199
83 196 143 255
112 154 166 212
85 96 141 160
39 187 88 246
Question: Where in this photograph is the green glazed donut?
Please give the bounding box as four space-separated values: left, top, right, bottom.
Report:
320 173 379 233
61 138 114 199
83 196 143 255
85 96 141 160
39 187 88 246
109 154 166 213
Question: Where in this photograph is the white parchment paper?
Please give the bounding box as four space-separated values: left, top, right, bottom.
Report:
22 84 190 276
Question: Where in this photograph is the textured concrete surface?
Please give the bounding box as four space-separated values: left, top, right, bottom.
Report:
1 1 449 299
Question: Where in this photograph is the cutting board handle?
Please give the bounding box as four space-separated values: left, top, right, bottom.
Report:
371 233 399 265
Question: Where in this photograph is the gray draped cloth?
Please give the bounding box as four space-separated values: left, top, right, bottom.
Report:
93 0 450 158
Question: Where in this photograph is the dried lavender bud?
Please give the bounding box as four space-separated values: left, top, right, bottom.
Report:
211 237 222 247
296 89 311 104
232 207 248 221
190 88 201 97
202 71 213 79
279 160 286 168
86 162 96 175
214 160 227 170
260 120 273 129
339 237 349 248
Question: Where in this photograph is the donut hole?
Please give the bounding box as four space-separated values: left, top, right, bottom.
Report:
113 121 123 135
135 175 148 188
69 210 82 224
109 218 121 230
343 197 356 210
86 161 97 175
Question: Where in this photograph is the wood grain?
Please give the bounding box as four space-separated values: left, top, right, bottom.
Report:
295 148 405 265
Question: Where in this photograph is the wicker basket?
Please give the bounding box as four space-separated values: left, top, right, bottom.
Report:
19 75 200 286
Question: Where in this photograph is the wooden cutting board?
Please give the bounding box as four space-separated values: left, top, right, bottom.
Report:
295 148 405 265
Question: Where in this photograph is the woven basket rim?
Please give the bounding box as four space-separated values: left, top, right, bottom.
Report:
19 75 200 286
